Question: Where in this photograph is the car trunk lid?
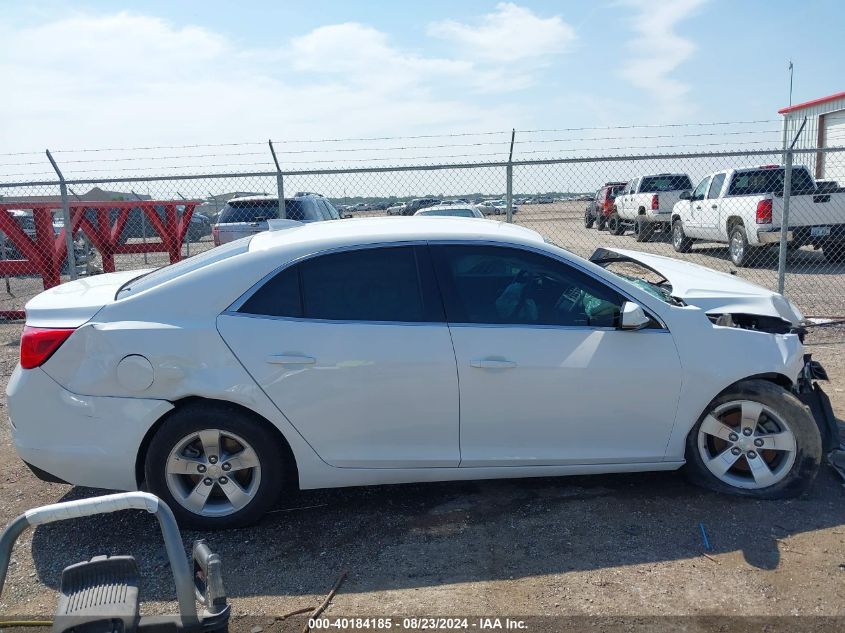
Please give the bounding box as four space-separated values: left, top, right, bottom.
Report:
24 269 152 328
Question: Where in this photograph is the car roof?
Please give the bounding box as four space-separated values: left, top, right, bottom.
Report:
419 205 477 212
249 216 543 252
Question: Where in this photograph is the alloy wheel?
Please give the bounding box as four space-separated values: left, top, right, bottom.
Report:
697 400 797 489
165 428 262 517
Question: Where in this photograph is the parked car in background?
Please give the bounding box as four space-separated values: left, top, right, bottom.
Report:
585 182 626 230
9 217 832 529
399 198 440 216
212 194 340 246
386 203 407 216
475 201 499 215
414 205 484 218
610 173 693 241
671 165 845 266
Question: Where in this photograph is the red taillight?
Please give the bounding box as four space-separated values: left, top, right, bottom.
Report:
756 199 773 224
20 326 75 369
651 194 659 210
212 225 220 246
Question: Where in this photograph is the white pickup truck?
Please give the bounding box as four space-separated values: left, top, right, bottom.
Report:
670 164 845 267
608 173 693 242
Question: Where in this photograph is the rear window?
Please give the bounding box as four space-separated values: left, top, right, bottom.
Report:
727 168 816 196
218 199 321 223
116 237 250 298
638 175 692 192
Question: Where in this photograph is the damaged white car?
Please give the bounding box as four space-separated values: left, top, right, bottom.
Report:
6 218 838 529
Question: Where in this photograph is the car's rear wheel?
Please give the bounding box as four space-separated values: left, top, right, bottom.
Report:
672 219 693 253
608 213 625 236
635 218 654 242
823 241 845 264
729 225 750 267
596 214 607 231
145 402 285 529
683 380 821 499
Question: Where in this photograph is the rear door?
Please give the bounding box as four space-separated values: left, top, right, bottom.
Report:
217 245 460 468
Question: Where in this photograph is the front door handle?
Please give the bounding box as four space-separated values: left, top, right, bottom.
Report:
266 354 316 365
470 359 517 369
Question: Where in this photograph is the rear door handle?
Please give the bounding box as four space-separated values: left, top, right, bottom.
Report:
266 354 316 365
470 359 517 369
711 204 718 209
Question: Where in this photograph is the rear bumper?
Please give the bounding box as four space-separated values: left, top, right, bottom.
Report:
756 229 791 244
6 365 173 491
636 211 671 223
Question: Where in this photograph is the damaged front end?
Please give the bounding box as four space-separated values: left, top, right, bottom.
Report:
794 355 842 455
707 312 807 341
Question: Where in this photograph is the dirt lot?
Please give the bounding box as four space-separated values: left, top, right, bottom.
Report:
0 316 844 624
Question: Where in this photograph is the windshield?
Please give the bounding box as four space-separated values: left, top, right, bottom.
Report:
639 175 693 192
116 237 251 298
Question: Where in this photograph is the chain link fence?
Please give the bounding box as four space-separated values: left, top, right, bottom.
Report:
0 147 843 322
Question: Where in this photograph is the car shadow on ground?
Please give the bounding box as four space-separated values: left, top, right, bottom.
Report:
27 465 845 601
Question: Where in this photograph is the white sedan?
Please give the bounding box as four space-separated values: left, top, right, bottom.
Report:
7 217 834 529
414 205 484 219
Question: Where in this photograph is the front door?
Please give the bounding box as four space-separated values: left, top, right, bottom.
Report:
218 245 460 468
430 244 682 466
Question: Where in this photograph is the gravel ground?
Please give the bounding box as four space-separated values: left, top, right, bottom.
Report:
0 319 843 624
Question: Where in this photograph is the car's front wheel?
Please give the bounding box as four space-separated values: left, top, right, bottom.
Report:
684 380 821 499
145 401 286 529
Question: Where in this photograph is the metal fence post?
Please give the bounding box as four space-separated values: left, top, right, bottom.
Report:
776 150 793 295
131 190 149 264
506 129 515 223
45 149 78 280
777 117 806 296
268 140 286 219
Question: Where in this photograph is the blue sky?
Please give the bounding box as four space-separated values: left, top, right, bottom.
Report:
1 0 843 172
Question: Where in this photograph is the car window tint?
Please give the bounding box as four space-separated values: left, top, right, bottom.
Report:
431 245 622 327
639 175 693 192
219 200 279 223
299 246 441 322
238 265 302 317
284 200 309 222
727 167 816 196
691 177 710 201
708 173 726 199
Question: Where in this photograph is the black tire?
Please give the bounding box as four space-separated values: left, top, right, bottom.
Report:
683 379 821 499
728 224 750 267
635 218 654 242
608 212 625 236
823 241 845 264
584 209 594 229
145 401 286 529
596 214 607 231
672 219 693 253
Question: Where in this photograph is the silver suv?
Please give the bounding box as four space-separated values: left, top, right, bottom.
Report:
212 194 341 245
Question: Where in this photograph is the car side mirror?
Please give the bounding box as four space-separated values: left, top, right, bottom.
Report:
679 190 691 200
619 301 650 330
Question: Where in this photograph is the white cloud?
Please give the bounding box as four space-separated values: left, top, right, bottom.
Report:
428 2 576 62
618 0 707 120
0 11 523 176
